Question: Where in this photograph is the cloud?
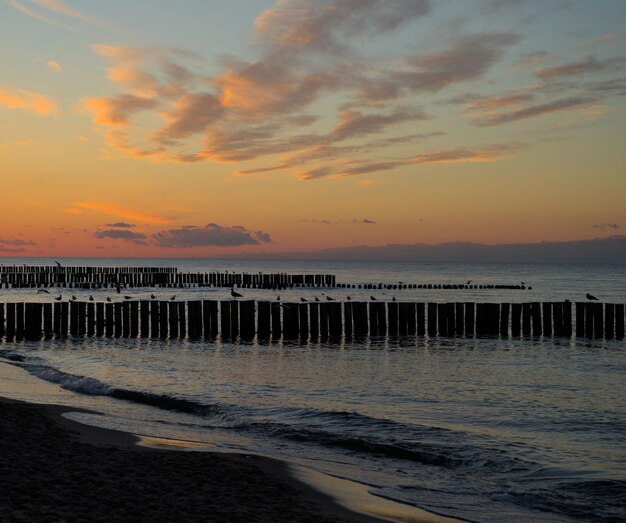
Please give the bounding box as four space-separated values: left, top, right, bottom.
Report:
8 0 104 30
0 238 36 252
153 224 272 248
299 218 377 225
46 60 62 72
0 87 59 116
472 96 596 126
105 222 135 228
83 95 159 126
592 223 620 231
30 0 103 25
536 56 626 80
465 93 534 111
94 229 148 245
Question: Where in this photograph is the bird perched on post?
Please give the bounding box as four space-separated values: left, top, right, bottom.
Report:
170 295 176 301
326 296 335 301
314 296 320 302
370 296 377 301
231 288 243 298
89 295 94 301
106 297 112 302
150 293 156 300
300 297 307 302
124 296 132 300
586 293 599 301
37 289 50 294
71 295 77 301
54 294 62 301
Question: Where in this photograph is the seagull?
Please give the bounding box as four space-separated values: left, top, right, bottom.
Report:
106 297 112 302
89 295 94 301
392 296 396 302
300 297 307 302
326 296 335 301
170 295 176 301
314 296 320 302
71 295 77 301
370 296 377 301
466 280 472 285
277 295 281 302
37 289 50 294
231 288 243 298
54 294 62 301
150 293 156 300
347 296 351 301
124 296 132 300
521 282 526 285
54 260 62 268
586 293 599 301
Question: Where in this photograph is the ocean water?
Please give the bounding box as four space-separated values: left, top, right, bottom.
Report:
1 259 625 522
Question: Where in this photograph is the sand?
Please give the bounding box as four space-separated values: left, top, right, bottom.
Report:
0 396 459 523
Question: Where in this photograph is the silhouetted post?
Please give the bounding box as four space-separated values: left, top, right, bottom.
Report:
427 303 437 337
62 300 70 334
140 301 150 338
330 302 343 339
615 304 625 340
25 303 40 340
455 302 464 336
70 301 79 336
6 303 15 340
388 302 398 336
240 301 255 341
511 303 521 337
283 303 299 340
563 301 572 337
127 301 138 338
229 301 239 338
76 301 85 336
398 302 407 336
605 303 615 340
121 301 130 338
43 303 52 338
150 301 160 338
350 302 366 337
169 301 179 338
105 302 114 337
462 302 473 336
87 302 95 337
438 303 448 337
53 302 62 336
416 303 425 336
530 302 541 336
298 303 309 340
542 303 552 336
584 302 593 338
114 303 123 338
271 302 281 339
369 302 379 337
257 301 271 340
320 302 330 340
499 303 510 337
446 302 456 336
159 301 168 339
96 302 104 337
177 302 186 338
0 304 4 338
553 302 564 337
592 303 603 339
342 302 352 338
521 303 531 336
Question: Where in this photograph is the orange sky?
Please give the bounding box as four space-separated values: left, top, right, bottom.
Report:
1 0 625 257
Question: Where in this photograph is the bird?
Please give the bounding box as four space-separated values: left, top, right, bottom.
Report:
106 297 112 302
347 296 351 301
521 282 526 285
124 296 132 300
89 295 94 301
170 295 176 301
71 295 77 301
314 296 320 302
54 294 62 301
392 296 396 302
231 288 243 298
37 289 50 294
54 260 62 268
300 297 307 302
586 293 598 301
326 296 335 301
466 280 472 285
150 293 156 300
277 295 281 302
370 296 377 301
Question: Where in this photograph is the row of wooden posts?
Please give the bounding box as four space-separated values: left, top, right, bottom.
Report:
0 267 336 289
0 301 623 342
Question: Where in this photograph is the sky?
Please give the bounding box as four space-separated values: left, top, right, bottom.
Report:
1 0 625 258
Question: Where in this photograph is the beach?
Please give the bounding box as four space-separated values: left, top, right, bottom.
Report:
0 393 456 523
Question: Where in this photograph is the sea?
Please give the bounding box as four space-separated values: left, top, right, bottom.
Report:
0 258 624 523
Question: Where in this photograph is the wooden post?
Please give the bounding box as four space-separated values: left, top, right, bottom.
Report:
554 302 565 336
114 303 123 338
240 300 255 341
427 303 437 337
330 302 343 339
542 303 552 336
398 302 407 336
77 302 86 336
521 303 531 336
87 302 95 337
592 303 603 339
257 301 271 340
230 301 239 339
343 301 353 338
43 303 52 338
283 303 299 340
298 303 309 340
0 304 4 339
140 301 150 338
96 302 104 337
416 303 425 336
105 302 113 337
615 304 624 340
563 301 572 337
352 302 367 337
388 302 398 336
605 303 615 340
530 302 541 336
585 302 594 338
368 302 379 337
500 303 510 337
122 301 130 338
150 301 160 338
575 302 585 338
437 303 448 337
6 303 15 340
169 301 179 339
159 301 168 339
455 303 464 336
178 302 186 339
319 302 330 340
511 303 521 337
271 302 282 339
464 302 474 336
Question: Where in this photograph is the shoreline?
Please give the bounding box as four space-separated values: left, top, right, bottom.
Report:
0 393 460 523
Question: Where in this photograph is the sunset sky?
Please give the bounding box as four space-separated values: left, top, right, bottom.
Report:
1 0 625 257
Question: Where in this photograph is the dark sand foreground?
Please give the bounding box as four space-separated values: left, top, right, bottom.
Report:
0 397 457 523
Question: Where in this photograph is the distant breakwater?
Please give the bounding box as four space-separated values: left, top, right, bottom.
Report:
0 299 622 343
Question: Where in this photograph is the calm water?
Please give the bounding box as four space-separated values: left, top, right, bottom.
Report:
1 259 625 522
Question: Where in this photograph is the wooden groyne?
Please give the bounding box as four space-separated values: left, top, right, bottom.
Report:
0 266 336 289
0 301 622 343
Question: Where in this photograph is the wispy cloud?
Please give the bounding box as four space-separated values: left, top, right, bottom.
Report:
153 224 272 248
71 202 171 225
105 222 135 228
94 229 148 245
536 55 626 80
591 223 620 231
8 0 104 30
0 87 59 116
